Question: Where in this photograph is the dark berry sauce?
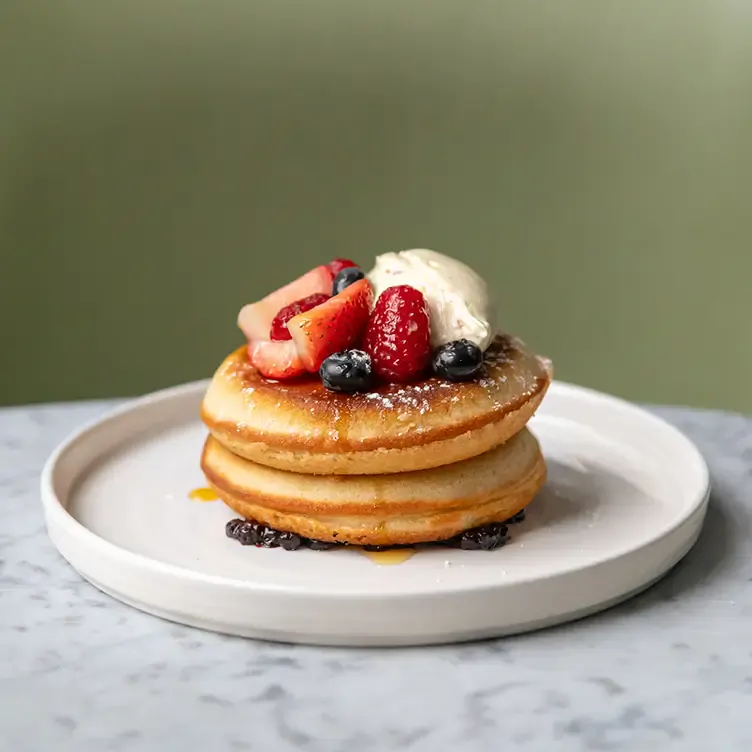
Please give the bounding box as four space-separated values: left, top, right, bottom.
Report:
225 508 527 553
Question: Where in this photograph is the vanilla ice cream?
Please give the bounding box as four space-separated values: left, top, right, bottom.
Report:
367 249 496 350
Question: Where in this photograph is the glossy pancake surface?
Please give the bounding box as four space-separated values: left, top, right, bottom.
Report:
202 428 546 546
201 335 552 475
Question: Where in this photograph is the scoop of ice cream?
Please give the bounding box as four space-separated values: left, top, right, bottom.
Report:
367 249 496 350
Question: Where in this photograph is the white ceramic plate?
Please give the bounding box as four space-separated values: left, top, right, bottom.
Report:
42 381 709 647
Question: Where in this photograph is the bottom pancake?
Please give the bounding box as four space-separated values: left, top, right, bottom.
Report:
201 428 546 546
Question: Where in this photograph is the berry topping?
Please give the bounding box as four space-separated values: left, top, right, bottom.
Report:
278 531 304 551
307 539 336 551
362 285 431 383
238 265 332 342
331 266 366 296
225 518 332 550
432 339 484 381
257 524 281 547
288 278 374 372
225 517 519 552
248 339 306 380
320 349 374 393
269 293 329 341
443 522 509 550
225 519 258 545
327 258 358 278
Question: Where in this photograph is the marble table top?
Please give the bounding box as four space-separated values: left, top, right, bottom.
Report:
1 400 751 752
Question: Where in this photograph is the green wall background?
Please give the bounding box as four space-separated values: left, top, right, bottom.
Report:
2 1 751 409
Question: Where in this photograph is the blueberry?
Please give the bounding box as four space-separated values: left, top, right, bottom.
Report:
332 266 365 295
308 539 335 551
227 518 335 551
278 531 303 551
432 339 484 381
444 522 509 550
320 349 374 393
256 524 281 548
505 509 526 524
226 519 259 546
227 519 512 553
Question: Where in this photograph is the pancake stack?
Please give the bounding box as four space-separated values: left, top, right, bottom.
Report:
200 334 552 547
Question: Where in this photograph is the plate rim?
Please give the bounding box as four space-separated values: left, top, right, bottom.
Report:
41 378 711 600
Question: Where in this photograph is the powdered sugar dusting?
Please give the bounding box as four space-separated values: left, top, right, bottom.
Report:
361 383 435 414
229 334 550 437
348 349 372 370
342 335 539 415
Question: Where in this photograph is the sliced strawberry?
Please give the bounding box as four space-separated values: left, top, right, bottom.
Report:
327 258 358 279
248 340 306 380
362 285 431 382
288 278 374 372
270 293 329 341
237 266 331 342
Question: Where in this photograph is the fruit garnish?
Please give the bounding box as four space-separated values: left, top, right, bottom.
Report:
247 339 306 380
288 278 374 372
225 519 334 550
226 519 304 550
327 258 358 278
362 285 431 383
320 349 374 393
269 293 329 341
237 265 331 342
225 517 518 552
432 339 484 381
442 522 509 550
331 266 365 296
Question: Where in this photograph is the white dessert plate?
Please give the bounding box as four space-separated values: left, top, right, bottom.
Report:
41 380 710 647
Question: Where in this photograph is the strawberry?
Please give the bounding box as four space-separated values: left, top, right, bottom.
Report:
362 285 431 382
248 340 306 380
269 293 329 341
237 266 331 342
288 278 374 372
327 258 358 279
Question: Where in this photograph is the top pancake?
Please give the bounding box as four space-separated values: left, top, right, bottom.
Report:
201 334 552 475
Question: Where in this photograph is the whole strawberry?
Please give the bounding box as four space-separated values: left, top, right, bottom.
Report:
362 285 431 382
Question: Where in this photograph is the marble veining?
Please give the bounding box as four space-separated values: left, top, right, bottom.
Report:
1 400 752 751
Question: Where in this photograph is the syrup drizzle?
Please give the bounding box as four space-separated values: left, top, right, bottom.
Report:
189 487 219 502
361 548 416 565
